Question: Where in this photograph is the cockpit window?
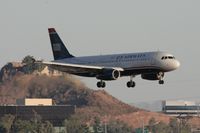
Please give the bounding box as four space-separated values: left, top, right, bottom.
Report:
161 56 175 60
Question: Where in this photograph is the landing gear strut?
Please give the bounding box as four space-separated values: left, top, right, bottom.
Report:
97 80 106 88
127 75 136 88
157 72 164 85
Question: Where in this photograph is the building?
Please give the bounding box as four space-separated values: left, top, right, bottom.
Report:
0 98 75 126
16 98 53 106
0 105 75 126
162 100 200 117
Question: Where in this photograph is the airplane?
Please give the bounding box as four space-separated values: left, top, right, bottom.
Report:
41 28 180 88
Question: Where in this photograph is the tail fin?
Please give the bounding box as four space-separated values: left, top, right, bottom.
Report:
48 28 74 60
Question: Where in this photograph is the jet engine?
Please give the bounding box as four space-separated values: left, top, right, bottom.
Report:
97 69 121 80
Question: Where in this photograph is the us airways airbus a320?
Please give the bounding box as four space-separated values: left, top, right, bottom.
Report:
41 28 180 88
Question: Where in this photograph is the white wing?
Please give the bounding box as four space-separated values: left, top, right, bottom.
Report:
40 61 124 76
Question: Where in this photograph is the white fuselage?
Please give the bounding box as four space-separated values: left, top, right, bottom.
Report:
55 51 180 76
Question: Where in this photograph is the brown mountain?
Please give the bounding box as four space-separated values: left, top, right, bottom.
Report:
0 62 171 128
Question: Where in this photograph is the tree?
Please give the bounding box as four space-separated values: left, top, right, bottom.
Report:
148 117 156 133
38 121 54 133
22 55 45 74
178 118 191 133
106 120 132 133
22 55 36 64
154 122 170 133
93 116 103 133
22 55 36 74
64 115 88 133
0 114 15 133
0 124 6 133
147 117 192 133
169 118 179 133
13 119 54 133
92 118 132 133
13 119 36 133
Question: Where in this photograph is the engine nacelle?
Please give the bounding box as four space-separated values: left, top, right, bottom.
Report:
97 69 121 80
141 73 159 80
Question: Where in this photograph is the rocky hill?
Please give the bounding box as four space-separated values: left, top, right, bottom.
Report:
0 62 172 128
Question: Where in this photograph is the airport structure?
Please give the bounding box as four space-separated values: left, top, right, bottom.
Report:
0 98 75 126
16 98 53 106
162 100 200 117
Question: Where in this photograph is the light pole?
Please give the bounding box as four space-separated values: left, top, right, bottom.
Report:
104 122 107 133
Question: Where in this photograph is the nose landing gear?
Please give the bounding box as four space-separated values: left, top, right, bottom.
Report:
159 80 164 84
157 72 164 85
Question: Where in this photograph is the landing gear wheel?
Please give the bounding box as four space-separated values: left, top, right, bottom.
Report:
127 81 136 88
97 81 106 88
97 82 102 88
159 80 164 84
102 82 106 88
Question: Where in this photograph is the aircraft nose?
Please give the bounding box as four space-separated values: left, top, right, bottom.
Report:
175 60 180 69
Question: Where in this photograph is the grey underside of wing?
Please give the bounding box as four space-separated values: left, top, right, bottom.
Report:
42 62 124 76
49 64 100 74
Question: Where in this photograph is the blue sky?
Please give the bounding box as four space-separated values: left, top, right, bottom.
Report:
0 0 200 103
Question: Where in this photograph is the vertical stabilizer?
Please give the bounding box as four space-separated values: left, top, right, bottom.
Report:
48 28 74 60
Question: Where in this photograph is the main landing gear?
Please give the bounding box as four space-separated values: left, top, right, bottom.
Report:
127 75 136 88
96 72 165 88
97 80 106 88
127 81 136 88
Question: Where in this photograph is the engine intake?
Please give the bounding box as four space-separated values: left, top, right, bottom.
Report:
97 69 120 80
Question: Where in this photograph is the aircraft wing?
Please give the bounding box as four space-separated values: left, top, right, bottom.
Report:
40 61 124 76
